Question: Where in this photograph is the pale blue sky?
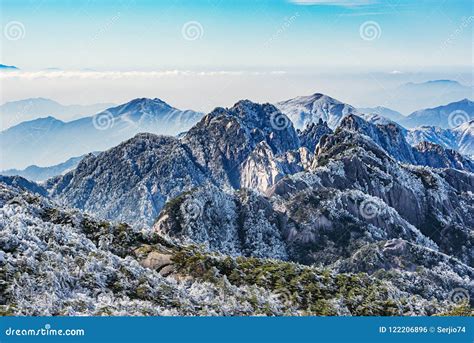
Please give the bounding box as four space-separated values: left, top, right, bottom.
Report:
0 0 472 111
1 0 472 70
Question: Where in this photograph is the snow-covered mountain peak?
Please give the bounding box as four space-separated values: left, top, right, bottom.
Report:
276 92 358 130
107 97 176 118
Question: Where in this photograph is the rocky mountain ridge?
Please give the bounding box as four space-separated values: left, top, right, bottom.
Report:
39 100 474 230
2 95 473 317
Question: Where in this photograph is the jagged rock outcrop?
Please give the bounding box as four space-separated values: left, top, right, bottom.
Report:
239 142 309 192
154 185 288 260
337 114 416 164
413 141 474 172
298 119 333 153
182 100 300 188
337 114 474 171
405 122 474 158
308 129 474 265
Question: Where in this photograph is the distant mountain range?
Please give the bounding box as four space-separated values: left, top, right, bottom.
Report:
0 97 116 129
402 98 473 129
378 80 473 113
1 154 91 182
400 80 470 93
0 98 203 169
2 94 473 171
357 106 406 123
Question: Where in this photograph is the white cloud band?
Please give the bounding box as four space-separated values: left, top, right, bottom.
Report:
0 70 287 80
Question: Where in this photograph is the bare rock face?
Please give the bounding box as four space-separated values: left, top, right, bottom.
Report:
239 142 308 193
141 251 172 270
337 114 416 164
